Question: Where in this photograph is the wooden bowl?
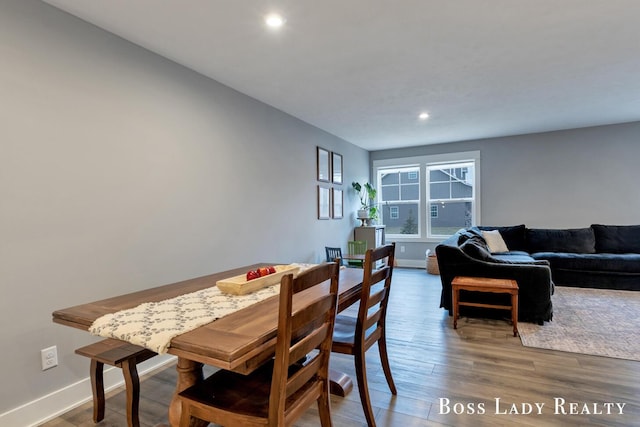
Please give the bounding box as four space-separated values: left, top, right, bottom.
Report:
216 264 300 295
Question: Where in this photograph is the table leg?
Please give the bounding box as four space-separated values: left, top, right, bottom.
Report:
329 369 353 396
165 357 206 427
452 287 459 329
511 292 519 337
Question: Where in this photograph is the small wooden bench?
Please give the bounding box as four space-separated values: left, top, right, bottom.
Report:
451 276 519 337
75 339 157 427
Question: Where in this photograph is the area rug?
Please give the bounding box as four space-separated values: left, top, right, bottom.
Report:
518 286 640 361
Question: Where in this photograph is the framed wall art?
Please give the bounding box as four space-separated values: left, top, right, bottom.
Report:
332 188 343 219
317 147 330 182
332 152 343 184
318 185 331 219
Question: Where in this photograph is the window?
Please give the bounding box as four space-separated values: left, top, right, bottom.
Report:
427 162 475 238
377 166 420 237
390 206 399 219
373 151 480 241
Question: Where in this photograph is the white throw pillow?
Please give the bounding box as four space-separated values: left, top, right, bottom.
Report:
482 230 509 253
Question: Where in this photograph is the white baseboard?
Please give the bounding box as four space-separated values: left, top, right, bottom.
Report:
0 355 176 427
396 258 427 269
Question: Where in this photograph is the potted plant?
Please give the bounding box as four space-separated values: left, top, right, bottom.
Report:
352 181 378 222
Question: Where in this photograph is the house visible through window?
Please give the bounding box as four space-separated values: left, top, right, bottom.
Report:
427 162 475 238
377 166 420 237
373 151 480 241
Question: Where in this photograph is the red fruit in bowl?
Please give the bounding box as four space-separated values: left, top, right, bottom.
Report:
258 267 270 277
267 266 276 274
246 270 260 281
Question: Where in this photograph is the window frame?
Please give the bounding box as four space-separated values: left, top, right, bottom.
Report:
373 151 481 242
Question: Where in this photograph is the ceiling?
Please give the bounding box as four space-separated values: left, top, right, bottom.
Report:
42 0 640 151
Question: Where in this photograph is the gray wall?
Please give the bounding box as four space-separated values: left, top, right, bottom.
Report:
373 121 640 262
0 0 368 415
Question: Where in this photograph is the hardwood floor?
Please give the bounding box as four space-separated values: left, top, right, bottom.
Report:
41 268 640 426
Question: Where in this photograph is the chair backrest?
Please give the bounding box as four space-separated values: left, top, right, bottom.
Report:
268 262 340 425
325 246 343 264
356 243 396 352
347 240 367 255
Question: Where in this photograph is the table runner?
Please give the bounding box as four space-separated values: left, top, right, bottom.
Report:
89 264 317 354
89 283 281 354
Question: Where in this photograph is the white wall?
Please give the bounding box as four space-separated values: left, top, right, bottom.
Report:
373 121 640 261
0 0 368 422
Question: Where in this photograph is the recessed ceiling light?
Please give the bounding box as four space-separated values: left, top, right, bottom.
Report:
419 112 430 120
265 13 286 28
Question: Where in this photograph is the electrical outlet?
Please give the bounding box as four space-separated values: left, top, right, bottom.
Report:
41 346 58 371
400 245 406 253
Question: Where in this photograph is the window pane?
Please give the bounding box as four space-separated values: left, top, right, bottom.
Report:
381 173 399 185
452 168 466 180
451 181 473 198
430 169 450 182
429 201 472 236
430 182 450 199
400 171 419 183
381 186 399 200
382 203 419 236
400 183 420 200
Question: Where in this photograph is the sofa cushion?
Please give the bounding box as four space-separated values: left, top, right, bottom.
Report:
492 253 549 265
591 224 640 253
498 250 530 257
478 224 527 251
532 252 640 273
526 228 596 254
481 230 509 253
461 241 548 266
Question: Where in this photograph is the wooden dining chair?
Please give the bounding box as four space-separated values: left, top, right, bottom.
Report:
331 242 397 427
346 240 367 268
325 246 344 265
178 262 340 427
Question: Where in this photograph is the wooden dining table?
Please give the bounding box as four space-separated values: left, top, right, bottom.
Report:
52 263 364 426
340 253 366 262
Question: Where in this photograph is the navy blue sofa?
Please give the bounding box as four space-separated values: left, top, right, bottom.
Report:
436 227 554 324
525 224 640 291
436 224 640 324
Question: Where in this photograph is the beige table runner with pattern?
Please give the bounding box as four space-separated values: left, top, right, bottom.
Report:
89 263 317 354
